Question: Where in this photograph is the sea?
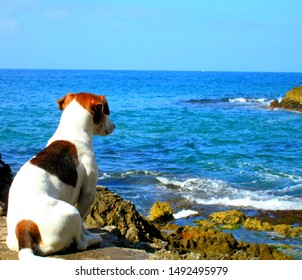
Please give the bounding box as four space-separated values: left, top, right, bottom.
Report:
1 70 302 255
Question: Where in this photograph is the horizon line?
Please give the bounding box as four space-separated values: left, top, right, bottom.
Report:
0 68 301 74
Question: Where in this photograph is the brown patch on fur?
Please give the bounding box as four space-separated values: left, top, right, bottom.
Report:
15 220 42 252
30 140 79 187
57 92 110 124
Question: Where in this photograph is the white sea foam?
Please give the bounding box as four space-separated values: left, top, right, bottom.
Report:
121 170 162 177
185 196 302 211
229 97 248 103
228 97 268 103
98 173 111 179
173 209 199 219
156 176 230 193
157 176 302 211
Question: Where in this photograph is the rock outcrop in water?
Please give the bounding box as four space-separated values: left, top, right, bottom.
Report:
149 201 174 223
209 209 302 238
270 86 302 112
161 223 290 260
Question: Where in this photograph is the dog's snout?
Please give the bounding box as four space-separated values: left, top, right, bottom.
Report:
105 120 115 136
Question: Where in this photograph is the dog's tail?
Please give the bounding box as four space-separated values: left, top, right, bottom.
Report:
15 219 44 260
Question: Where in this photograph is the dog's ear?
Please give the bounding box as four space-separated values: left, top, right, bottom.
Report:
97 95 110 115
90 95 110 124
57 93 75 110
92 104 104 124
103 102 110 115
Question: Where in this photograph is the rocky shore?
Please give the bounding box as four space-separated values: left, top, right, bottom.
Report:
270 86 302 112
0 154 13 217
0 157 300 260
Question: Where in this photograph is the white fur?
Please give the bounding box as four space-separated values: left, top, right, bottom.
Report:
6 95 115 259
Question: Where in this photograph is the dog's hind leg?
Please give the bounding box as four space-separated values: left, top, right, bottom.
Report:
32 199 100 255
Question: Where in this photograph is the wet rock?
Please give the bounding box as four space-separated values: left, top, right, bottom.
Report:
84 186 163 243
210 209 302 240
291 226 302 238
209 209 246 225
257 209 302 225
149 201 174 223
165 224 291 260
194 219 215 229
243 217 273 231
273 224 302 238
0 154 13 216
240 243 288 260
273 224 293 237
270 86 302 112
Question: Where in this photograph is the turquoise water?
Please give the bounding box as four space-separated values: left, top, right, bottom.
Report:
1 69 302 216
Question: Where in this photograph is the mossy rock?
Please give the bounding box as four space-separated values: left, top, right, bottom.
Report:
149 201 174 223
270 86 302 112
272 224 302 238
285 86 302 104
243 218 273 231
194 219 214 229
165 224 291 260
209 209 246 225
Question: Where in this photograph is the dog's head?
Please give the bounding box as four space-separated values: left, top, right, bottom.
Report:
57 92 115 136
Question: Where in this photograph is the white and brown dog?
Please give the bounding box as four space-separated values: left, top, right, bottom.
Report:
6 92 115 259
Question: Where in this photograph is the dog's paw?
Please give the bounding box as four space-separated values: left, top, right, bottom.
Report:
86 232 103 246
76 232 102 251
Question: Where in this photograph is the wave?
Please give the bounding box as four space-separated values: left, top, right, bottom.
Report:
120 170 163 177
99 171 302 211
185 196 302 211
156 176 302 211
229 97 268 103
99 170 163 180
185 97 270 106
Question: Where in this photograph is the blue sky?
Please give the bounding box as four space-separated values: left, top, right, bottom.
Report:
0 0 301 72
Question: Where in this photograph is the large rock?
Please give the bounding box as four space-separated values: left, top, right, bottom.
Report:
84 186 163 243
210 209 246 225
270 86 302 112
209 209 302 239
149 201 174 223
243 217 273 231
0 154 13 216
165 225 291 260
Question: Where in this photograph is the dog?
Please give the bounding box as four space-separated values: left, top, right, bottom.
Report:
6 92 115 259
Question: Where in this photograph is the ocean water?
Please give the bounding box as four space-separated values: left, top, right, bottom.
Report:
1 69 302 218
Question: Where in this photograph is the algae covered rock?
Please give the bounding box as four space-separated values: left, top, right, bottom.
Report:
270 86 302 112
149 201 174 223
84 186 163 242
209 209 246 225
167 226 238 258
243 217 273 231
165 224 291 260
243 243 289 260
273 224 302 238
